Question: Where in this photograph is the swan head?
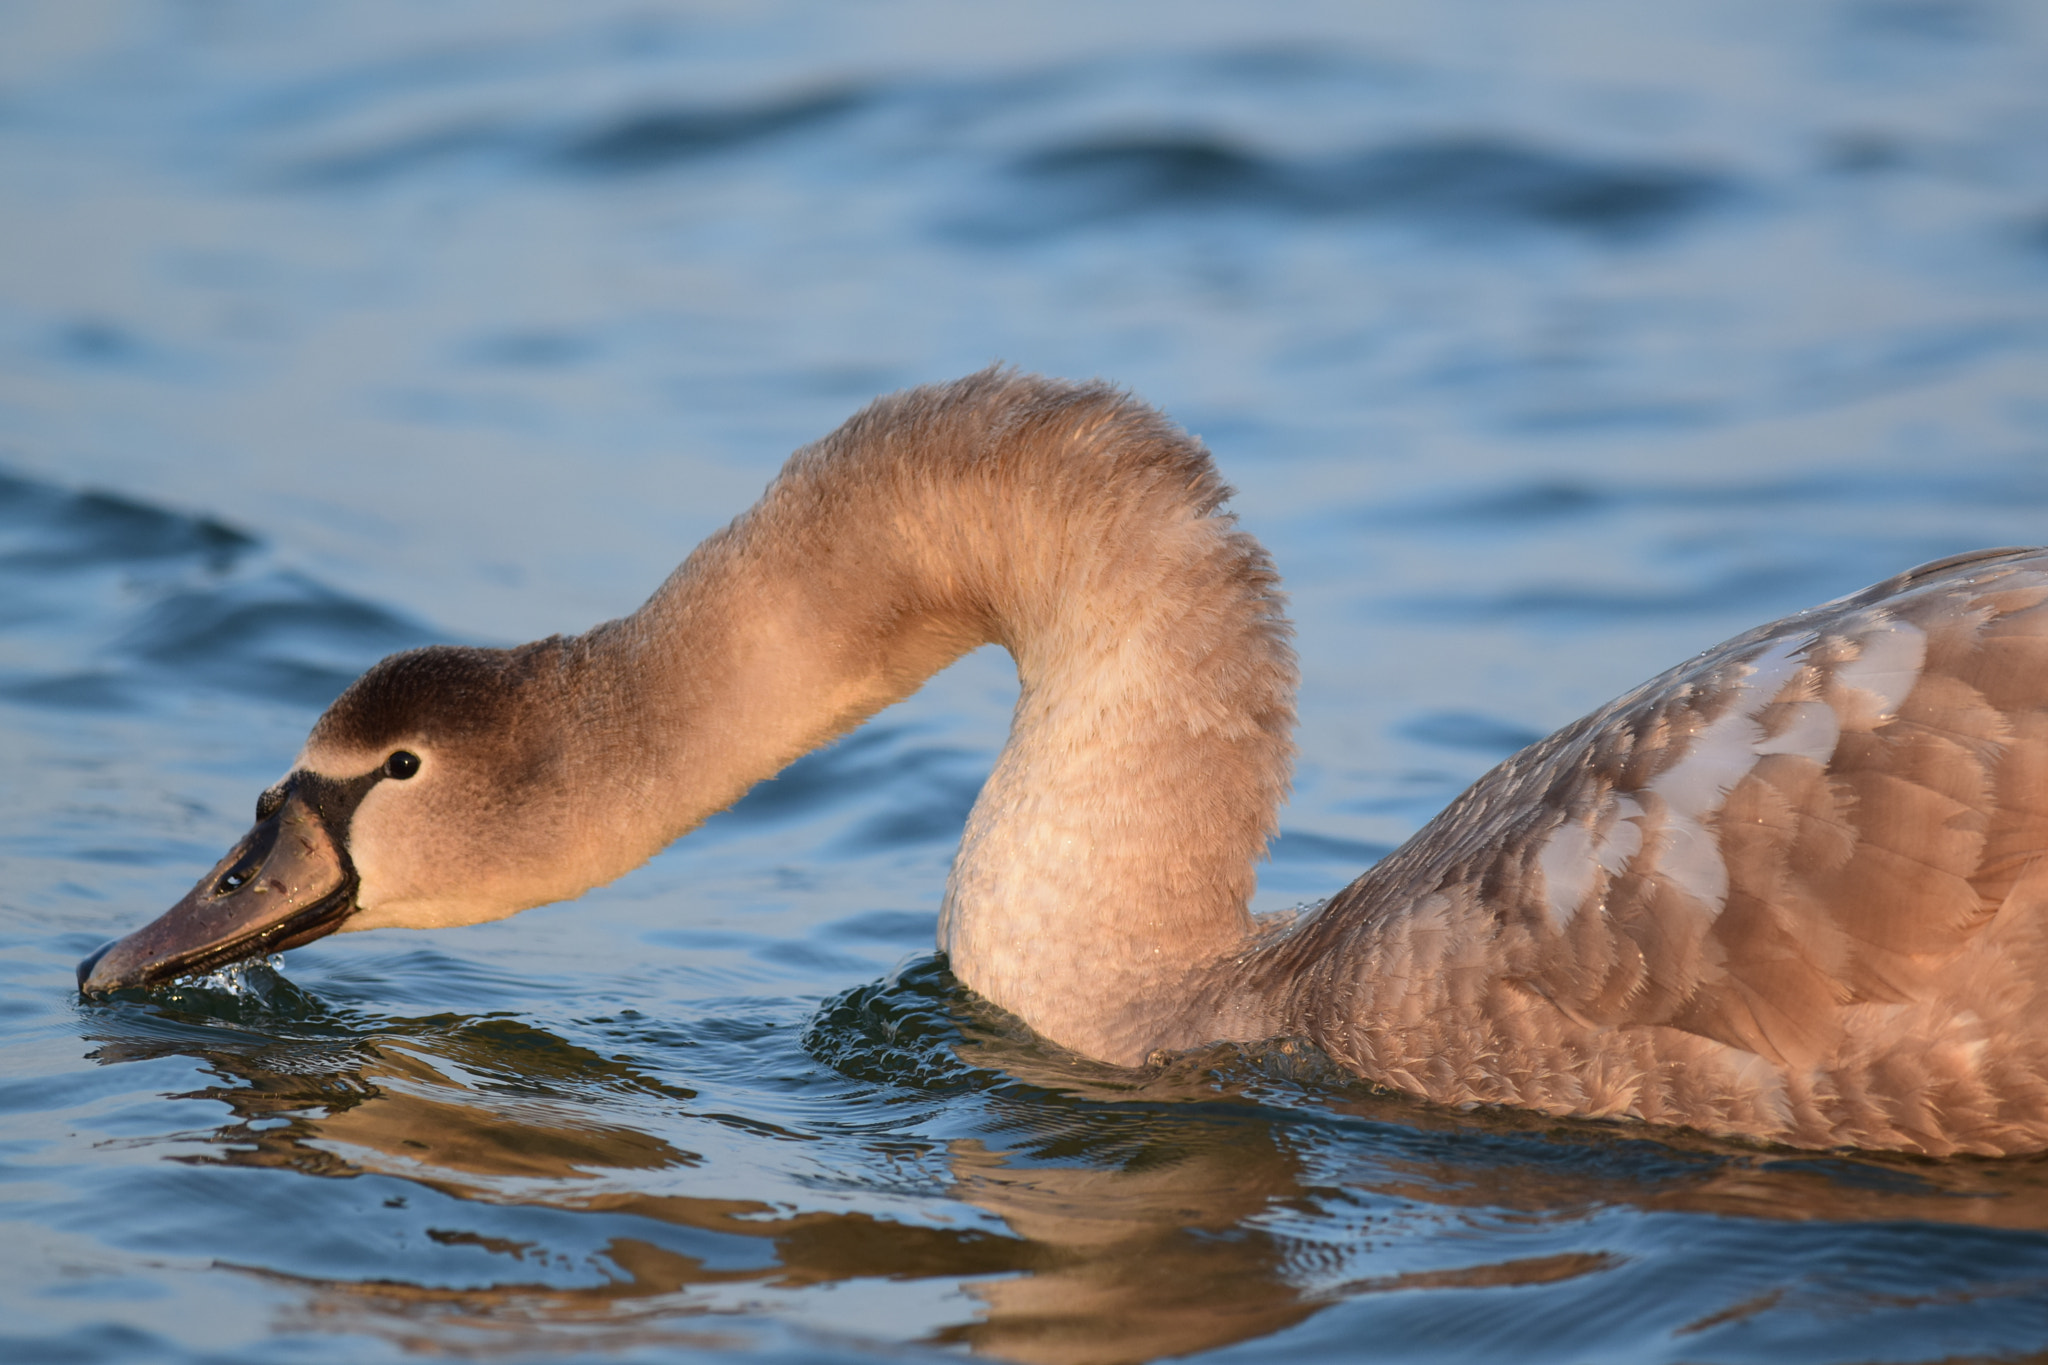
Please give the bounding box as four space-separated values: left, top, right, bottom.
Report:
78 641 591 995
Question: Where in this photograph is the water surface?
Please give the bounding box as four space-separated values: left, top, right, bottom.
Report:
5 3 2048 1361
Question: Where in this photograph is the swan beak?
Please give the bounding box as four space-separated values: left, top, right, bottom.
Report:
77 786 358 996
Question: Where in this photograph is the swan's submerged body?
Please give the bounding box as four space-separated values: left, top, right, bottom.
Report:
79 371 2048 1156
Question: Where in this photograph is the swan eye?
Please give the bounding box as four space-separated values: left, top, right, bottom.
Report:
384 750 421 780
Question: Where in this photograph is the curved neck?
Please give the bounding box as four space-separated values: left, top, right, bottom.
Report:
593 372 1298 1063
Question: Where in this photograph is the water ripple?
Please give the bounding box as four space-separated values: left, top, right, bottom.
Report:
560 86 875 174
0 467 436 714
5 5 2047 1362
965 133 1731 241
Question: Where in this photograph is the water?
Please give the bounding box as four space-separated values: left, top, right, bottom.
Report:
4 2 2048 1360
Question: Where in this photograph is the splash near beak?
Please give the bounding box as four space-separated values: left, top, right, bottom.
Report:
77 784 359 996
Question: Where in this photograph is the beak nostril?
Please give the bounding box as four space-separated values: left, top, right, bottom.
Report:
215 856 261 896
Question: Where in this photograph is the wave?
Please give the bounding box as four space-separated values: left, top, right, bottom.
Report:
0 467 437 715
252 48 1731 249
271 82 876 188
559 85 874 174
957 132 1731 241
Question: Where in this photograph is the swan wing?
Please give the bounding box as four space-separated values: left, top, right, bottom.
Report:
1318 546 2048 1072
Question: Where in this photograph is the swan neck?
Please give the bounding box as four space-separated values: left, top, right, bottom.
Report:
597 375 1300 1063
671 376 1294 1064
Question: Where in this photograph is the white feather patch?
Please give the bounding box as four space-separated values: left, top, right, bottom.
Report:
1652 812 1730 913
1537 792 1647 930
1594 794 1644 875
1538 818 1598 930
1535 631 1835 931
1638 633 1816 917
1755 699 1840 762
1833 616 1927 720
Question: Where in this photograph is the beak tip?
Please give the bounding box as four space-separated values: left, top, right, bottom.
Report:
74 784 357 1002
76 941 115 995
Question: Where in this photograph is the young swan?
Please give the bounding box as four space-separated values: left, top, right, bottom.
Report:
79 369 2048 1156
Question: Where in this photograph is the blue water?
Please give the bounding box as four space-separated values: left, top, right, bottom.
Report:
5 3 2048 1361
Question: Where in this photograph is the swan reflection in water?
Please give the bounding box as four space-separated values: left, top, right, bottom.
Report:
79 965 2048 1365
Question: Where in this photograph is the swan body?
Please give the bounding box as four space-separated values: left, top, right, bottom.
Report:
79 370 2048 1156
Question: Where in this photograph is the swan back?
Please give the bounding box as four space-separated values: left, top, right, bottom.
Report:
1266 548 2048 1154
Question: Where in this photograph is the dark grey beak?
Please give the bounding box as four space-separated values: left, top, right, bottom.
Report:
78 784 358 996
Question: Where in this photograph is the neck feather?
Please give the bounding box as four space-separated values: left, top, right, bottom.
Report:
585 371 1298 1062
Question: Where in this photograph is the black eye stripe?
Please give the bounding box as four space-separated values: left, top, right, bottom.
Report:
384 750 421 780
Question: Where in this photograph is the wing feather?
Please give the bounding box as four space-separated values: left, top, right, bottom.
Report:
1286 548 2048 1150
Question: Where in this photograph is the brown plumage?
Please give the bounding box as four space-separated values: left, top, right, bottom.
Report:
1259 549 2048 1154
80 369 2048 1156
